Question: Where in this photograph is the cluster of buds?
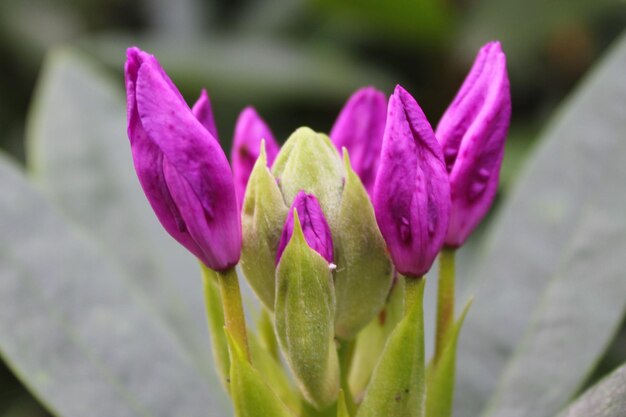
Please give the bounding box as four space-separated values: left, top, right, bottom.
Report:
124 41 510 417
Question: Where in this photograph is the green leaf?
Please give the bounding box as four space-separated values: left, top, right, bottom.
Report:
333 150 393 340
337 390 351 417
426 299 472 417
454 32 626 417
0 152 229 416
249 315 301 414
357 279 426 417
349 276 405 400
25 47 212 369
275 211 339 409
556 362 626 417
227 330 297 417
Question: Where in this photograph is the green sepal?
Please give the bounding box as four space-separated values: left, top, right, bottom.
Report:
241 141 289 310
272 127 344 222
200 264 230 391
226 329 297 417
356 279 426 417
349 278 405 400
275 210 339 409
333 149 393 339
337 390 351 417
425 298 473 417
249 321 302 415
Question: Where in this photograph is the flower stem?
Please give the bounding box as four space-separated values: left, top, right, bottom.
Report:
338 338 356 416
435 248 456 363
404 274 425 315
217 266 250 361
200 264 231 390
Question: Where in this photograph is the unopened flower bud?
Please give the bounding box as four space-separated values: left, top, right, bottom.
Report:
124 47 241 271
436 41 511 247
275 210 339 409
373 85 450 277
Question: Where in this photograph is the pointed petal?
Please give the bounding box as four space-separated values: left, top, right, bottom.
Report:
231 106 279 208
330 87 386 195
191 89 219 140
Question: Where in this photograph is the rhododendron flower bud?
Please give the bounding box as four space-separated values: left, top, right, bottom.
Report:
436 41 511 247
330 87 386 195
231 106 280 208
125 47 241 271
373 85 450 277
275 207 338 409
276 191 334 265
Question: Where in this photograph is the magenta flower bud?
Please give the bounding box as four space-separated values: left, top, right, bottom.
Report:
191 89 219 140
231 106 280 209
373 85 450 278
330 87 386 195
125 47 241 271
435 41 511 247
276 191 334 265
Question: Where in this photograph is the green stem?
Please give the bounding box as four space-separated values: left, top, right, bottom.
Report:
217 266 250 361
404 274 425 315
338 338 357 416
435 248 456 363
200 264 231 390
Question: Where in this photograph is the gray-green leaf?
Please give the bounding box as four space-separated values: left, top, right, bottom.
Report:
25 47 211 367
0 152 229 417
556 362 626 417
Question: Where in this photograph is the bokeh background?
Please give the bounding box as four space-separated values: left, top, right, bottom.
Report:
0 0 624 415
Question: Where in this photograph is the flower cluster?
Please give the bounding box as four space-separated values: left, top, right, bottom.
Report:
124 41 510 416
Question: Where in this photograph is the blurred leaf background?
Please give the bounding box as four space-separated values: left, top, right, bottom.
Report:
0 0 625 416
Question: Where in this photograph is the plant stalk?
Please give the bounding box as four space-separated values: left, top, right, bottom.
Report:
217 266 250 361
338 338 357 416
435 248 456 363
404 274 425 315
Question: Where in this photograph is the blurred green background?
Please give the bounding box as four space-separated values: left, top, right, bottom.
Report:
0 0 624 415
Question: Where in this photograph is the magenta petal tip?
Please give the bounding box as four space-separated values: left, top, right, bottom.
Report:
191 89 219 140
276 191 334 265
330 86 386 195
231 106 280 209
